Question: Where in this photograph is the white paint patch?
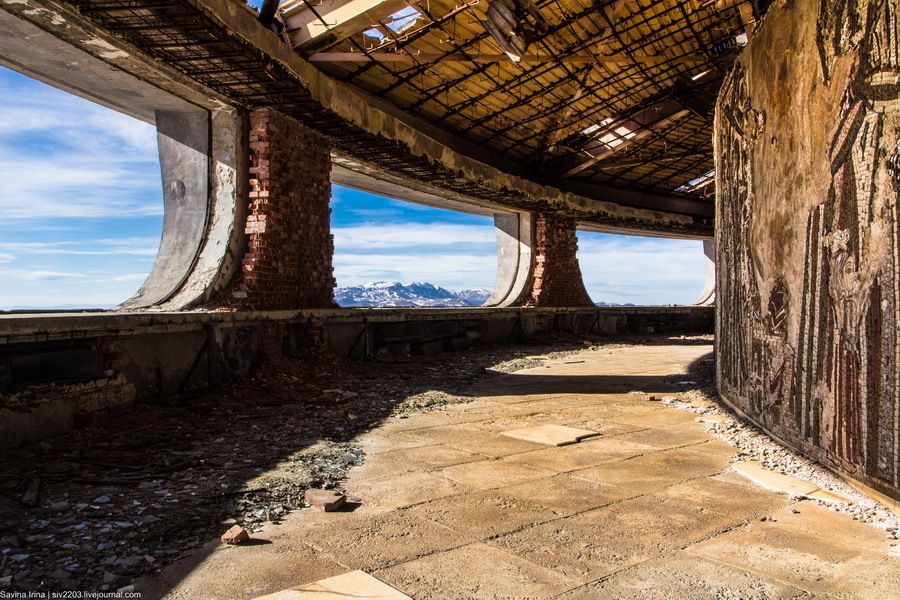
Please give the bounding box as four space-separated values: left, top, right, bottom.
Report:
83 37 130 60
98 50 129 59
21 7 66 26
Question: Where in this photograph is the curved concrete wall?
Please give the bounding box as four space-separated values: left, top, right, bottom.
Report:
716 0 900 500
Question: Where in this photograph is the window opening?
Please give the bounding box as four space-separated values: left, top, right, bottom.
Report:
577 231 706 306
330 185 497 307
0 67 163 310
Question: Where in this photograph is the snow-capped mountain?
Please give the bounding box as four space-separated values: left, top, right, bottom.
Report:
453 288 493 305
335 282 492 307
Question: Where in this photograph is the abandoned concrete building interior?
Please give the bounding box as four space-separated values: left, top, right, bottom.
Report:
1 0 900 597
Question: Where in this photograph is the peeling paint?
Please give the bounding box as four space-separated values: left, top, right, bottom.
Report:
82 36 129 59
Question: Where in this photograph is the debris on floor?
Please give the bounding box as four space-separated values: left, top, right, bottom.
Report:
0 334 593 594
304 489 346 512
675 355 900 535
220 525 250 545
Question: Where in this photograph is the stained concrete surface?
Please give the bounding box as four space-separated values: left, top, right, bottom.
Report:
140 344 898 599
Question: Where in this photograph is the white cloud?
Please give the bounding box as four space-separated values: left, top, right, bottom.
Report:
0 155 162 220
577 234 706 304
0 269 86 281
0 253 13 262
0 291 126 310
0 71 162 221
333 223 495 250
96 273 149 283
0 240 159 256
333 252 496 290
0 82 157 154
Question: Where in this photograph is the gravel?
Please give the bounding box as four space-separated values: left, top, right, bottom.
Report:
676 353 899 537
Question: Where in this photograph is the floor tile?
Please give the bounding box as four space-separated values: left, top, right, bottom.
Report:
570 447 731 494
500 424 599 446
554 553 813 600
376 543 579 600
252 570 413 600
489 495 740 583
497 473 634 515
687 520 888 593
406 490 562 539
439 459 555 489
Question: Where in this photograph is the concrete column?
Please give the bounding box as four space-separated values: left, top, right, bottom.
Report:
485 212 534 307
694 239 715 306
521 212 594 307
159 108 248 309
120 110 210 309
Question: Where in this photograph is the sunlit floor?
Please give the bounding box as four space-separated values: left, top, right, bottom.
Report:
139 344 898 600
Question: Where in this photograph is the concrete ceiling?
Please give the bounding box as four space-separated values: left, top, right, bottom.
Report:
0 0 762 237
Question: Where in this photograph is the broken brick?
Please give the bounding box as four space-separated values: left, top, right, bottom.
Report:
304 489 346 512
220 525 250 544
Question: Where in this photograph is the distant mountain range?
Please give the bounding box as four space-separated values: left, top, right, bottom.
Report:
335 281 492 307
2 285 636 311
334 281 640 308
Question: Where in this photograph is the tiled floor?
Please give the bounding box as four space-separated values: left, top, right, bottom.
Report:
140 343 899 600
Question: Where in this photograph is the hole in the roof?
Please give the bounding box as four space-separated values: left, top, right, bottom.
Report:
384 6 421 33
363 28 386 40
675 169 716 193
596 124 636 149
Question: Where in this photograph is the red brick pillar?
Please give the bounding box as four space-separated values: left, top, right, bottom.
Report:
521 212 594 307
222 108 336 310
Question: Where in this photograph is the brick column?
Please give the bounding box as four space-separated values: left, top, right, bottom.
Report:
521 212 594 307
221 108 336 310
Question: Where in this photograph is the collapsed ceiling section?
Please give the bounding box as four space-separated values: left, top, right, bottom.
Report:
277 0 758 204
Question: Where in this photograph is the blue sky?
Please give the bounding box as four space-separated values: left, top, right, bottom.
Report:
0 65 706 309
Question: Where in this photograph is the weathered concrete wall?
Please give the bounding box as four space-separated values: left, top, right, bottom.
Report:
220 108 336 310
0 306 712 447
522 213 595 307
716 0 900 500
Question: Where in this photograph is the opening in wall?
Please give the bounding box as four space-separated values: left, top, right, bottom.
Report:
576 230 706 306
330 185 498 307
0 67 163 311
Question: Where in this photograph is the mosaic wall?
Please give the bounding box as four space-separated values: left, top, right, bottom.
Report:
717 0 900 499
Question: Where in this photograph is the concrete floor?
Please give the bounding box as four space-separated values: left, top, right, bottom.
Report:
142 344 899 600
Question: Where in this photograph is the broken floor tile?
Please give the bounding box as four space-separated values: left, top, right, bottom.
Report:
501 424 599 446
252 570 412 600
732 461 820 496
